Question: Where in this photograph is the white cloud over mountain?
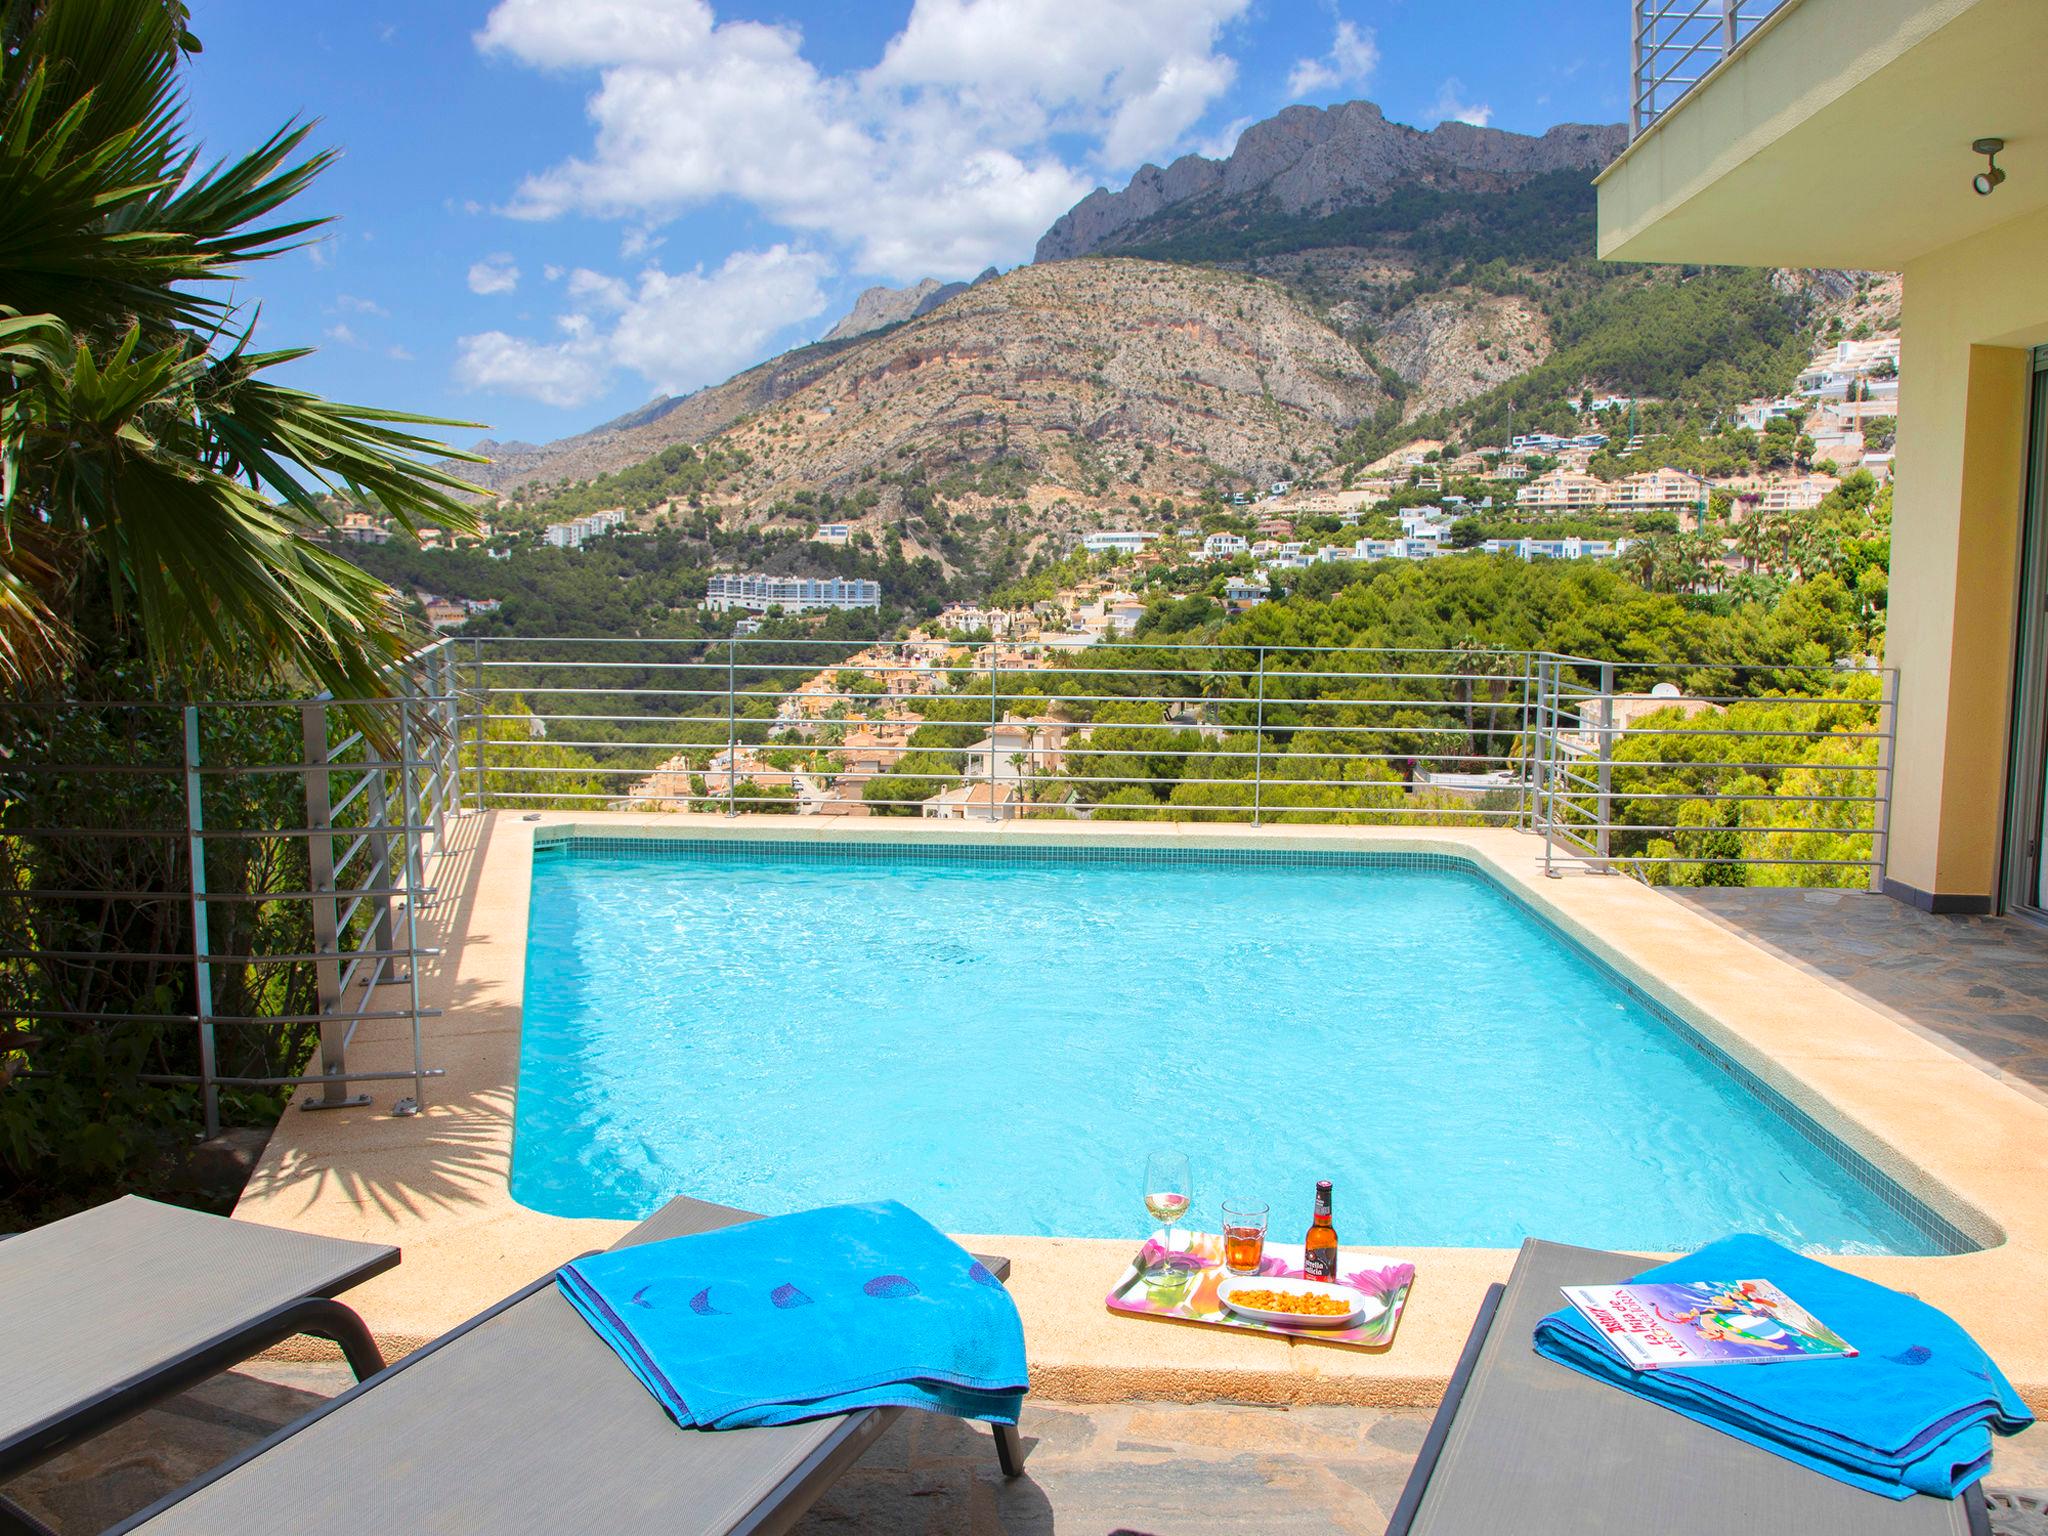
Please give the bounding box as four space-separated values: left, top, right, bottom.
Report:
462 0 1252 406
454 245 830 409
1423 77 1493 128
1286 19 1377 100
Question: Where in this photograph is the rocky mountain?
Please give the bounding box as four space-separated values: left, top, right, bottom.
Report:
457 338 864 494
1035 103 1625 261
677 258 1387 512
822 269 998 342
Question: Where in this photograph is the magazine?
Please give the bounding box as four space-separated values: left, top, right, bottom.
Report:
1560 1278 1857 1370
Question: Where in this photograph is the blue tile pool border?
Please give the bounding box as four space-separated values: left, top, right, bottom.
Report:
536 833 1982 1256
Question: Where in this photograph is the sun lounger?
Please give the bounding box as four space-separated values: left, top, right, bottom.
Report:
109 1194 1025 1536
1386 1239 1988 1536
0 1195 395 1486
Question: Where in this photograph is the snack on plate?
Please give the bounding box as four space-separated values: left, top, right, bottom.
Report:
1226 1286 1356 1317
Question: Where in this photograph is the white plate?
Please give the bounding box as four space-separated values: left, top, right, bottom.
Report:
1217 1275 1384 1330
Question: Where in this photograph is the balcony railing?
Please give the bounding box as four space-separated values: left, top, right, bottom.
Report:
0 642 466 1135
454 635 1894 887
1630 0 1792 140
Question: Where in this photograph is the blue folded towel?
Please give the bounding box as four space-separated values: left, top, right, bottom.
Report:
557 1200 1028 1430
1534 1235 2032 1500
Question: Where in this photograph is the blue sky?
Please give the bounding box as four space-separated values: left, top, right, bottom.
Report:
181 0 1626 451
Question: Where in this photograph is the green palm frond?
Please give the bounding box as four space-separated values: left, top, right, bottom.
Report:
0 0 493 703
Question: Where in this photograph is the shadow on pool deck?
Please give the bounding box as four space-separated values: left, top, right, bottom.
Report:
1669 887 2048 1103
8 1361 2048 1536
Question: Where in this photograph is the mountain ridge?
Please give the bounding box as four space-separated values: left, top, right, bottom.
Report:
1035 103 1626 261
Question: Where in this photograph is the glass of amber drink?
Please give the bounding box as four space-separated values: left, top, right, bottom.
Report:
1221 1200 1269 1274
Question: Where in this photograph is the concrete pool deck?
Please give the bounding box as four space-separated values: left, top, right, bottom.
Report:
235 812 2048 1408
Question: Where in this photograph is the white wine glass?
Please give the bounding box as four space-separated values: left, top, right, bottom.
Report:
1142 1150 1193 1253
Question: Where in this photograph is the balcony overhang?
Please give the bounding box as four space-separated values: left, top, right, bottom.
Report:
1597 0 2048 269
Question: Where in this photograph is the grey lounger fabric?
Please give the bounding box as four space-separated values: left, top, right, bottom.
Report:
114 1194 1020 1536
1388 1239 1987 1536
0 1195 396 1479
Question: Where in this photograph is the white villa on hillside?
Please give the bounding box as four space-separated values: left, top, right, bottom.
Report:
336 510 390 544
1080 530 1156 555
1482 536 1625 561
544 509 628 549
921 781 1017 822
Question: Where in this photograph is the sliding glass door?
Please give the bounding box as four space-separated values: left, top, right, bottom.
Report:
2002 350 2048 916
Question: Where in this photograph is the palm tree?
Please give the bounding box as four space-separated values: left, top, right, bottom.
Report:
1 0 483 699
1619 536 1666 592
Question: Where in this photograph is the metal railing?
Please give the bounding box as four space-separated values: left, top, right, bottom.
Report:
0 642 465 1135
1531 653 1895 887
1630 0 1792 139
453 636 1895 890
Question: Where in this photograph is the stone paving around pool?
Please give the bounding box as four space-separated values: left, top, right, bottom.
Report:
1672 888 2048 1102
8 1361 2048 1536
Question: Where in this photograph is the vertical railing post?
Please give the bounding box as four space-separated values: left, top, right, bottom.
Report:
364 751 395 974
1251 646 1268 827
427 646 451 857
1721 0 1739 53
301 702 365 1109
1524 654 1540 834
395 692 425 1116
987 641 1001 818
1869 668 1898 895
469 637 486 814
725 638 738 817
1537 658 1557 878
1597 659 1616 867
181 705 218 1141
1630 0 1649 138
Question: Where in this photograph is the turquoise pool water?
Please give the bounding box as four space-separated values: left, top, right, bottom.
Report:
513 841 1957 1255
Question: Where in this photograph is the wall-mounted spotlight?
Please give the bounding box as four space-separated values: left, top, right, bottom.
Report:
1973 138 2006 196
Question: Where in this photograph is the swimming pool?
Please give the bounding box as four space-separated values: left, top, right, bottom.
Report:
513 838 1963 1255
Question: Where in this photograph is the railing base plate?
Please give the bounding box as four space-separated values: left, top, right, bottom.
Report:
300 1093 373 1112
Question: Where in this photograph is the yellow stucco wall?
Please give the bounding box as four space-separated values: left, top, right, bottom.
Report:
1886 203 2048 901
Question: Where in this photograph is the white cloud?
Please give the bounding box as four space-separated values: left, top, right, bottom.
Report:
1195 114 1251 162
565 267 631 310
324 323 360 347
334 293 389 316
453 245 830 407
467 254 521 295
1287 19 1377 100
1422 77 1492 128
474 0 1249 280
454 332 609 409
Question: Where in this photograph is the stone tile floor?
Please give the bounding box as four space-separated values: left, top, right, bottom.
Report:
1672 887 2048 1099
7 1362 2047 1535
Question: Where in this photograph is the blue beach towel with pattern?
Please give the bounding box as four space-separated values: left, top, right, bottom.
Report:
1533 1234 2032 1500
557 1200 1027 1430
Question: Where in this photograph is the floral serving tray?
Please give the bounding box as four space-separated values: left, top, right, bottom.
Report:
1105 1231 1415 1350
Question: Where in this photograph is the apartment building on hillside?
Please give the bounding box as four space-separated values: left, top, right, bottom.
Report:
1516 468 1612 510
703 575 881 614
